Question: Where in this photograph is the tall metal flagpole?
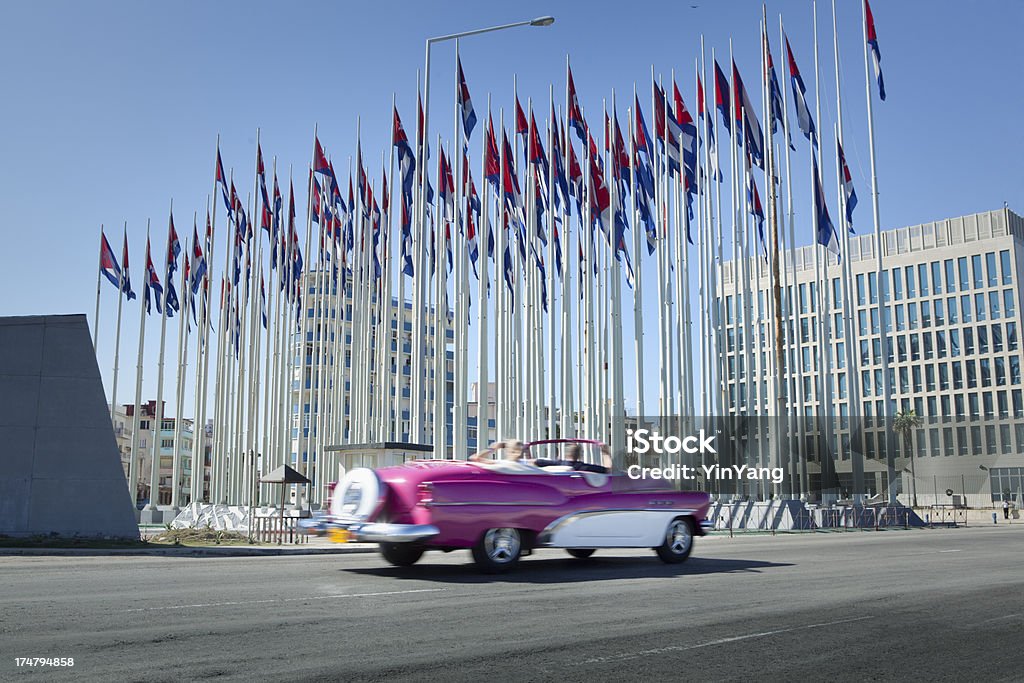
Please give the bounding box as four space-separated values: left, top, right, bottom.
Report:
295 126 317 507
813 0 837 501
411 71 427 444
128 223 151 507
833 0 864 501
476 96 491 449
453 40 465 457
559 99 574 439
143 204 174 517
93 225 103 351
170 220 191 511
194 201 214 503
496 107 507 442
110 223 127 424
609 91 625 458
861 0 895 502
547 87 557 440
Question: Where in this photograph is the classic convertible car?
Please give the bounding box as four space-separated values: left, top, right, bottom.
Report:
300 439 712 573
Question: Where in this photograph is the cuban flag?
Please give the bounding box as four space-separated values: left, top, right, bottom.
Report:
215 147 230 215
865 0 886 101
732 62 764 170
310 172 323 225
550 103 571 212
98 231 122 290
837 139 858 231
259 274 267 330
189 225 207 296
456 56 477 139
588 140 612 233
632 134 656 254
515 97 529 141
438 148 455 221
312 136 333 178
713 60 731 134
484 114 500 191
747 170 767 257
166 214 181 278
813 156 840 258
502 240 515 301
466 205 480 277
697 74 722 182
567 134 584 219
672 82 699 182
121 233 136 301
764 33 793 150
143 239 163 315
567 65 586 143
785 34 817 145
652 81 681 177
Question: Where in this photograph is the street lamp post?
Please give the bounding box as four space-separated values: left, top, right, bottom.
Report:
416 16 554 457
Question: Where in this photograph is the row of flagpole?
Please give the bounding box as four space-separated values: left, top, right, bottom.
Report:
92 0 889 508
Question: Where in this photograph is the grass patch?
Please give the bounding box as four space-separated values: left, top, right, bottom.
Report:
148 527 256 547
0 534 148 549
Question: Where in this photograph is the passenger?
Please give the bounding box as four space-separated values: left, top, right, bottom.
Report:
469 439 528 463
568 443 610 474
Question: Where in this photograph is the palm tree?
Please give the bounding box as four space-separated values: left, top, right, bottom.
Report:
893 409 924 507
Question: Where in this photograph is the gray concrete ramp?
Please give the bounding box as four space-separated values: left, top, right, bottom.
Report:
0 314 138 538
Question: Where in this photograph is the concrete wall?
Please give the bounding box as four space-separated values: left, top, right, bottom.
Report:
0 314 138 538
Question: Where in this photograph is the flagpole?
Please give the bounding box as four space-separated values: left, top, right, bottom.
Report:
609 91 625 458
862 0 895 503
110 223 127 425
143 203 174 517
128 222 150 508
833 0 864 502
93 225 103 351
476 96 491 451
194 201 214 503
452 40 463 457
388 95 400 443
546 86 558 440
170 220 191 512
496 107 507 443
559 99 574 438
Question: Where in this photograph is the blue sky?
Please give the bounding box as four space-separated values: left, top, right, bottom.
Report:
2 0 1022 417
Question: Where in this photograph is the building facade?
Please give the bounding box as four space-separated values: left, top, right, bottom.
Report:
121 400 209 507
719 208 1024 506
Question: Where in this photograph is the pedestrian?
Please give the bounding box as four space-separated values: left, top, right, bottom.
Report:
1003 499 1010 520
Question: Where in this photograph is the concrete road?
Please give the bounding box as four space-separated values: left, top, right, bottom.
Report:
3 526 1023 682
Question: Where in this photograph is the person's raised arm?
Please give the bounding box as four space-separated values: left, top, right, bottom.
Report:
469 441 505 462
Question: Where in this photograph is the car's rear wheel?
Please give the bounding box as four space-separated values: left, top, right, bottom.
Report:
471 528 522 573
567 548 596 559
655 517 694 564
379 542 424 567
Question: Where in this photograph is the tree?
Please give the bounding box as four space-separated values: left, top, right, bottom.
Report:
893 409 924 507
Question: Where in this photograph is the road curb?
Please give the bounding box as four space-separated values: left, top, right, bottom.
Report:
0 544 379 558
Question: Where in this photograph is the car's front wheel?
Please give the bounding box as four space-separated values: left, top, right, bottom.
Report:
380 542 425 567
566 548 596 559
655 518 694 564
471 528 522 573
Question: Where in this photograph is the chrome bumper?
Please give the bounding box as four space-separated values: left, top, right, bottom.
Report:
699 520 713 534
299 515 439 543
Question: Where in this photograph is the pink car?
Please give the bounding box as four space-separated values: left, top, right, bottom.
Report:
302 439 712 573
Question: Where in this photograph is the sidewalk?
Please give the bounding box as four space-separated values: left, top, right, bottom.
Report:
0 537 378 558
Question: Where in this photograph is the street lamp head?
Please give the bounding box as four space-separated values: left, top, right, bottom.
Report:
530 16 555 26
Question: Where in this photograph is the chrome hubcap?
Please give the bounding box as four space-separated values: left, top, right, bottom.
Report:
667 520 692 555
484 528 520 563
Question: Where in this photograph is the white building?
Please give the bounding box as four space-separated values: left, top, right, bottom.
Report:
719 207 1024 506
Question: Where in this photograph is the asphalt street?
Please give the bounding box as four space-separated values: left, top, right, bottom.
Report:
3 526 1023 682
